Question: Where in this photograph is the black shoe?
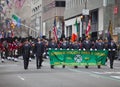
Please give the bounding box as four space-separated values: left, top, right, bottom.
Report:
74 66 78 68
98 65 101 69
110 66 113 69
37 67 41 69
24 68 28 70
62 65 65 68
85 65 88 69
51 65 54 69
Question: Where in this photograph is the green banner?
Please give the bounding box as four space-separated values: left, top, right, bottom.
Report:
48 49 108 66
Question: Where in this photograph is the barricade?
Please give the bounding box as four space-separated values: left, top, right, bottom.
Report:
48 48 108 69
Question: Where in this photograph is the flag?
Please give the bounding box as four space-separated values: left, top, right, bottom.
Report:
71 33 77 42
14 0 25 8
71 19 78 42
75 18 79 34
6 0 12 8
12 14 21 27
107 20 113 42
85 20 91 36
53 17 58 42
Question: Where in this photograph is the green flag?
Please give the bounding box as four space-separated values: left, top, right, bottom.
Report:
12 14 20 22
75 19 78 33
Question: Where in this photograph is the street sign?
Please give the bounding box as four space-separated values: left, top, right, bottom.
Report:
82 9 89 15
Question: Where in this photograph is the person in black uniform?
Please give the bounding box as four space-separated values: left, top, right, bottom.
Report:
108 39 117 69
95 39 104 50
82 37 92 50
48 38 58 49
22 39 31 70
95 39 104 69
61 38 69 49
35 37 45 69
82 37 92 68
48 38 58 69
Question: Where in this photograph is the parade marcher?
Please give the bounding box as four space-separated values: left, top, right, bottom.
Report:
72 40 80 49
48 38 58 69
22 39 31 70
0 39 5 62
82 37 92 50
35 37 45 69
108 39 117 69
48 38 58 49
13 39 19 62
2 39 8 60
95 39 104 50
60 38 69 49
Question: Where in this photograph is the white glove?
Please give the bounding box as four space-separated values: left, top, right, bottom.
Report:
90 48 93 51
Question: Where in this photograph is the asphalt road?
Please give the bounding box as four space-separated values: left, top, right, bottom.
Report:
0 58 120 87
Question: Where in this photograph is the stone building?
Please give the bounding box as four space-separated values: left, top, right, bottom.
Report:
42 0 65 39
64 0 120 41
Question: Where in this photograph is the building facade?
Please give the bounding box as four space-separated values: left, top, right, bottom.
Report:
64 0 120 41
42 0 65 39
31 0 42 38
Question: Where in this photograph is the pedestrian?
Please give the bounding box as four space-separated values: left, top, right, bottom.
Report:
108 39 117 69
35 37 45 69
22 39 31 70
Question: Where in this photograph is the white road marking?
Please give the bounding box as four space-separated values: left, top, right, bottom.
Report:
93 72 120 75
111 76 120 79
18 75 25 81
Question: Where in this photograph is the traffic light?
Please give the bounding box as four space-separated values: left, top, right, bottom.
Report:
11 23 15 29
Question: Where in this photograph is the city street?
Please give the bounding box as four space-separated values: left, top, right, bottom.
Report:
0 58 120 87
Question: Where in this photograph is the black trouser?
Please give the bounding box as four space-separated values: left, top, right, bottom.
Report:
23 55 29 69
109 51 115 68
5 49 8 59
36 55 43 69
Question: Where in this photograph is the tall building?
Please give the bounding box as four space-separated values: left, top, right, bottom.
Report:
64 0 120 41
31 0 42 38
42 0 65 39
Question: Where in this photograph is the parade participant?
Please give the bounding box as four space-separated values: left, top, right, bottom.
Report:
72 40 80 49
108 39 117 69
61 38 69 49
48 38 58 69
8 41 14 60
82 36 92 50
103 39 108 50
13 39 19 62
95 39 104 50
48 38 58 49
2 39 8 60
0 39 5 62
35 37 45 69
22 39 31 70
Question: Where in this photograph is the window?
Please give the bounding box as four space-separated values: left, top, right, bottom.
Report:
66 25 72 37
55 1 65 7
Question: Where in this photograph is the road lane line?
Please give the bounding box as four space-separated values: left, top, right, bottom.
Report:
18 75 25 81
68 68 120 82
